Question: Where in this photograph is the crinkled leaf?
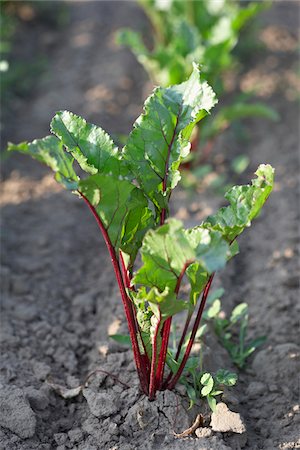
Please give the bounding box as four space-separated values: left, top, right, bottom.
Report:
51 110 128 176
78 174 152 255
134 219 230 305
184 226 230 272
8 136 78 189
133 219 195 291
203 164 274 241
123 64 217 212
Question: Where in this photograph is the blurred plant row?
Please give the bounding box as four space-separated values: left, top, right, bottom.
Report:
117 0 278 176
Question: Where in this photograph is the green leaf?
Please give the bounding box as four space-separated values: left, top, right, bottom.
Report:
166 351 180 374
144 286 188 319
78 174 152 254
215 369 238 387
134 218 230 294
186 263 208 307
207 395 217 412
133 219 195 291
109 334 131 346
184 227 230 273
230 303 248 324
200 372 214 396
123 64 217 212
185 383 197 410
206 299 221 319
51 111 127 176
243 336 267 359
203 164 274 242
8 136 78 189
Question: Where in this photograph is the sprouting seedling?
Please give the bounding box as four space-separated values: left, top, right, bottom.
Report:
211 301 267 369
179 366 238 412
8 64 274 401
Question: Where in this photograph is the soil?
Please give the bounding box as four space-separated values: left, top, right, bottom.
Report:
1 2 299 450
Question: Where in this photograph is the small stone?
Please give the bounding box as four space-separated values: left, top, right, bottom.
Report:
0 386 36 438
195 427 212 438
33 361 51 381
210 403 246 434
82 389 119 418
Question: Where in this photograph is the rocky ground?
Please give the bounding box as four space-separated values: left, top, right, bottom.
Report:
1 2 299 449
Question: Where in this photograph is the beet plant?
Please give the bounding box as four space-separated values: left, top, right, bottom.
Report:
8 65 274 401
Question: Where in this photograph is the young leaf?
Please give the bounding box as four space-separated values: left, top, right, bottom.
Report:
51 111 128 177
230 302 248 324
144 286 188 320
185 262 208 306
206 299 221 319
8 136 78 189
215 369 238 387
200 372 214 396
207 395 217 412
203 164 274 241
78 174 152 253
123 64 217 212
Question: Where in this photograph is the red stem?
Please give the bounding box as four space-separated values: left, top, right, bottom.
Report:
119 250 151 374
119 251 132 289
155 318 171 390
166 274 214 390
155 261 192 390
174 310 193 361
79 191 149 395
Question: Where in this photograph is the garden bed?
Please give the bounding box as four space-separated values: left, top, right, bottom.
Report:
1 2 299 449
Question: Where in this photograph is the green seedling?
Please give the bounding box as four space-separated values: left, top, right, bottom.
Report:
8 65 274 400
213 302 267 368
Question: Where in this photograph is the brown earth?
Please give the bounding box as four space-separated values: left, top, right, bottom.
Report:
1 2 299 450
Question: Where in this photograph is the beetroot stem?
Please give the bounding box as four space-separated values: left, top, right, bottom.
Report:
155 261 192 390
79 191 149 395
